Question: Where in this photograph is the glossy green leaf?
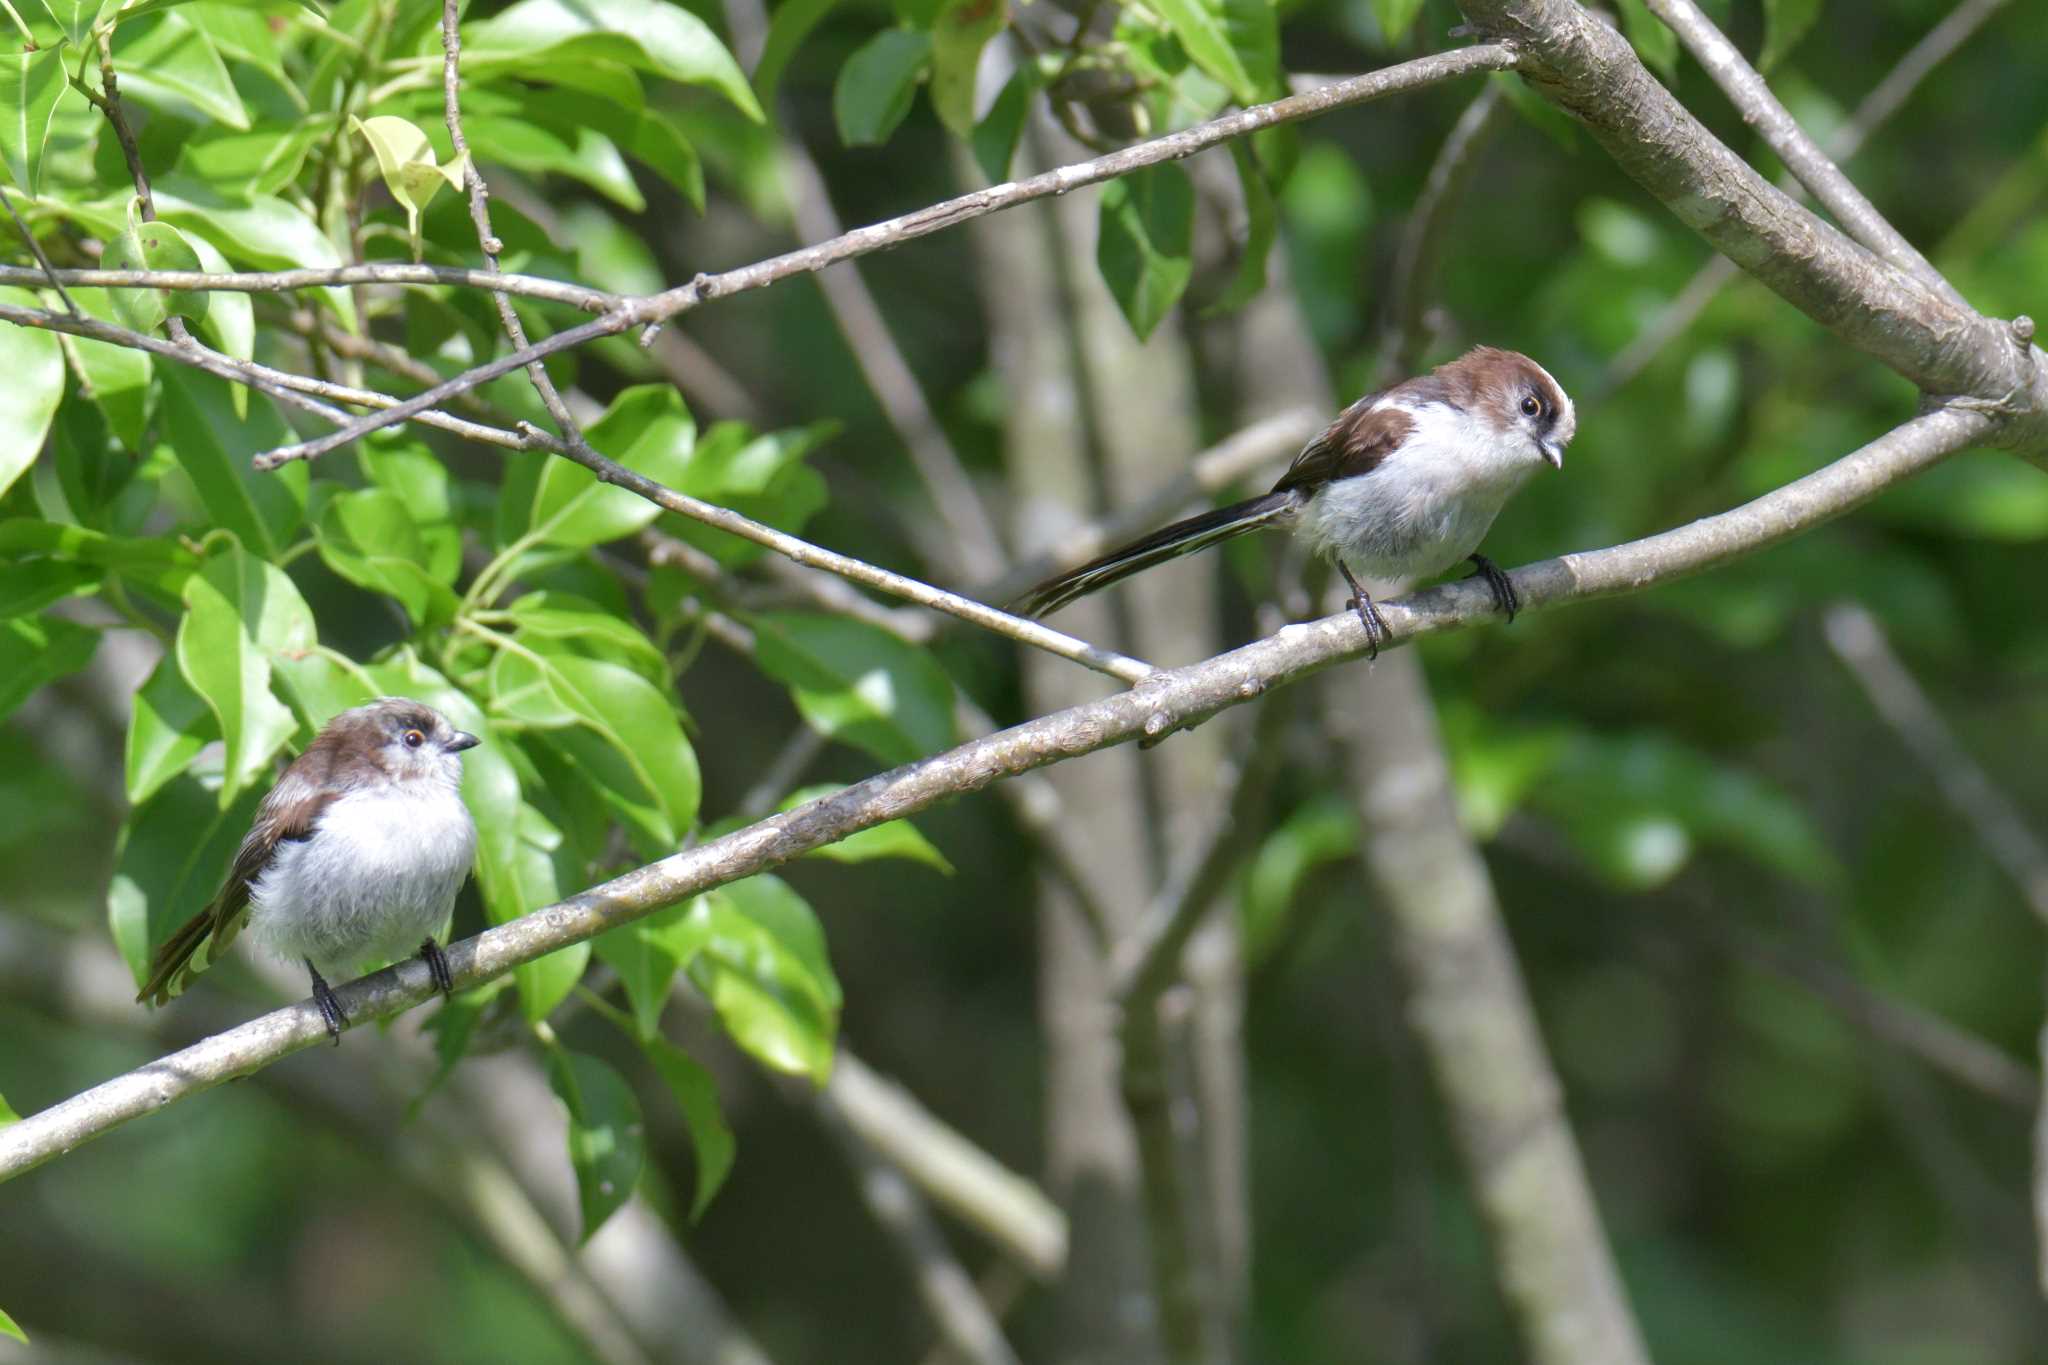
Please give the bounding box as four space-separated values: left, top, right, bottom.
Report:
681 876 839 1084
500 592 669 687
184 2 289 83
833 29 929 147
103 211 211 331
156 369 306 557
1760 0 1823 71
0 1302 24 1345
753 0 837 109
37 0 109 45
643 1036 735 1219
316 487 459 627
1616 0 1678 78
126 653 220 806
175 544 309 805
113 13 251 130
108 758 262 984
179 121 332 198
62 288 154 451
0 1090 15 1122
0 559 99 618
594 900 692 1038
1096 163 1194 341
546 1048 646 1242
779 784 952 872
678 419 835 499
512 385 695 549
1368 0 1425 45
1219 0 1279 98
535 651 699 843
1152 0 1255 102
0 613 98 725
928 0 1004 137
464 0 763 121
460 115 638 210
270 649 378 733
0 44 67 197
352 113 469 256
0 286 64 498
751 613 957 765
152 180 354 324
0 519 196 593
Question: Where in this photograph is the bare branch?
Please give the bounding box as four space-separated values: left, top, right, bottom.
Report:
247 44 1519 466
0 262 616 310
1461 0 2045 447
1643 0 1964 307
1600 0 2011 398
0 405 1995 1182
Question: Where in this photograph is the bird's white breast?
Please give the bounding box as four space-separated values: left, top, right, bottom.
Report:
1296 399 1541 583
247 779 477 977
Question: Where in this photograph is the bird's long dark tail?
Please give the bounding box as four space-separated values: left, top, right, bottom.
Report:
1016 490 1301 618
135 903 230 1006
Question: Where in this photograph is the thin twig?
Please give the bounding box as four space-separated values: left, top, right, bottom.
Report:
249 44 1521 467
0 184 76 313
0 263 616 310
0 403 1993 1183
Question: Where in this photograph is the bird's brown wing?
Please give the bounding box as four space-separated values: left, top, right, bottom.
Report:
135 783 337 1005
1270 396 1412 496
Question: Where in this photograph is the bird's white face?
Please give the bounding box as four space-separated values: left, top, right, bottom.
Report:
350 699 479 789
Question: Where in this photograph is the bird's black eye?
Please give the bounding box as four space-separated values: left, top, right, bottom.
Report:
1520 394 1542 418
404 729 426 748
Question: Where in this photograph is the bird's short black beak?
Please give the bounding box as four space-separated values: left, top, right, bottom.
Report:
445 731 481 753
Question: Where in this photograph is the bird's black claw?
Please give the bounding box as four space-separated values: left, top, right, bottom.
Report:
1337 561 1387 661
419 938 454 996
305 959 346 1046
1468 554 1518 623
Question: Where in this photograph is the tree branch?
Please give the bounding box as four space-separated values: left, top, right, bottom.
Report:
244 43 1518 467
0 406 1994 1182
1460 0 2045 447
0 262 615 309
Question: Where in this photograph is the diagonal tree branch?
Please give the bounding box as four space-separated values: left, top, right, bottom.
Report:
242 44 1520 467
0 262 615 309
0 403 1993 1182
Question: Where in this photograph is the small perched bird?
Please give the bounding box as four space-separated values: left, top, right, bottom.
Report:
136 698 480 1043
1018 346 1575 655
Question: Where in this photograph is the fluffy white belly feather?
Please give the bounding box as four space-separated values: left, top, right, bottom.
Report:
247 781 476 977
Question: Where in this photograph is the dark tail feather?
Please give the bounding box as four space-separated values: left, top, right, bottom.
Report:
1016 491 1300 618
136 905 221 1006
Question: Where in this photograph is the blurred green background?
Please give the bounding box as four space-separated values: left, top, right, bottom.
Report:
7 0 2048 1361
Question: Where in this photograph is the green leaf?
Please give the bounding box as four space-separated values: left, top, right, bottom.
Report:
127 654 220 806
753 0 837 109
500 592 669 687
0 286 64 498
1219 0 1280 98
0 1090 15 1122
546 1048 646 1242
460 114 639 211
0 44 68 197
103 210 211 331
464 0 763 122
779 784 952 872
0 1303 24 1344
833 29 930 147
316 487 459 627
112 13 251 130
179 121 332 198
38 0 109 45
929 0 1004 137
594 900 691 1038
0 518 196 592
1238 795 1356 967
643 1036 735 1218
1151 0 1256 103
1096 163 1194 341
108 759 262 984
0 613 98 725
0 559 99 618
1204 141 1277 315
63 287 154 451
184 2 290 82
176 544 309 805
751 613 957 765
351 114 469 257
1759 0 1822 72
511 385 696 549
971 63 1035 183
1368 0 1425 45
156 369 306 556
1616 0 1678 79
677 419 835 499
681 876 839 1083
